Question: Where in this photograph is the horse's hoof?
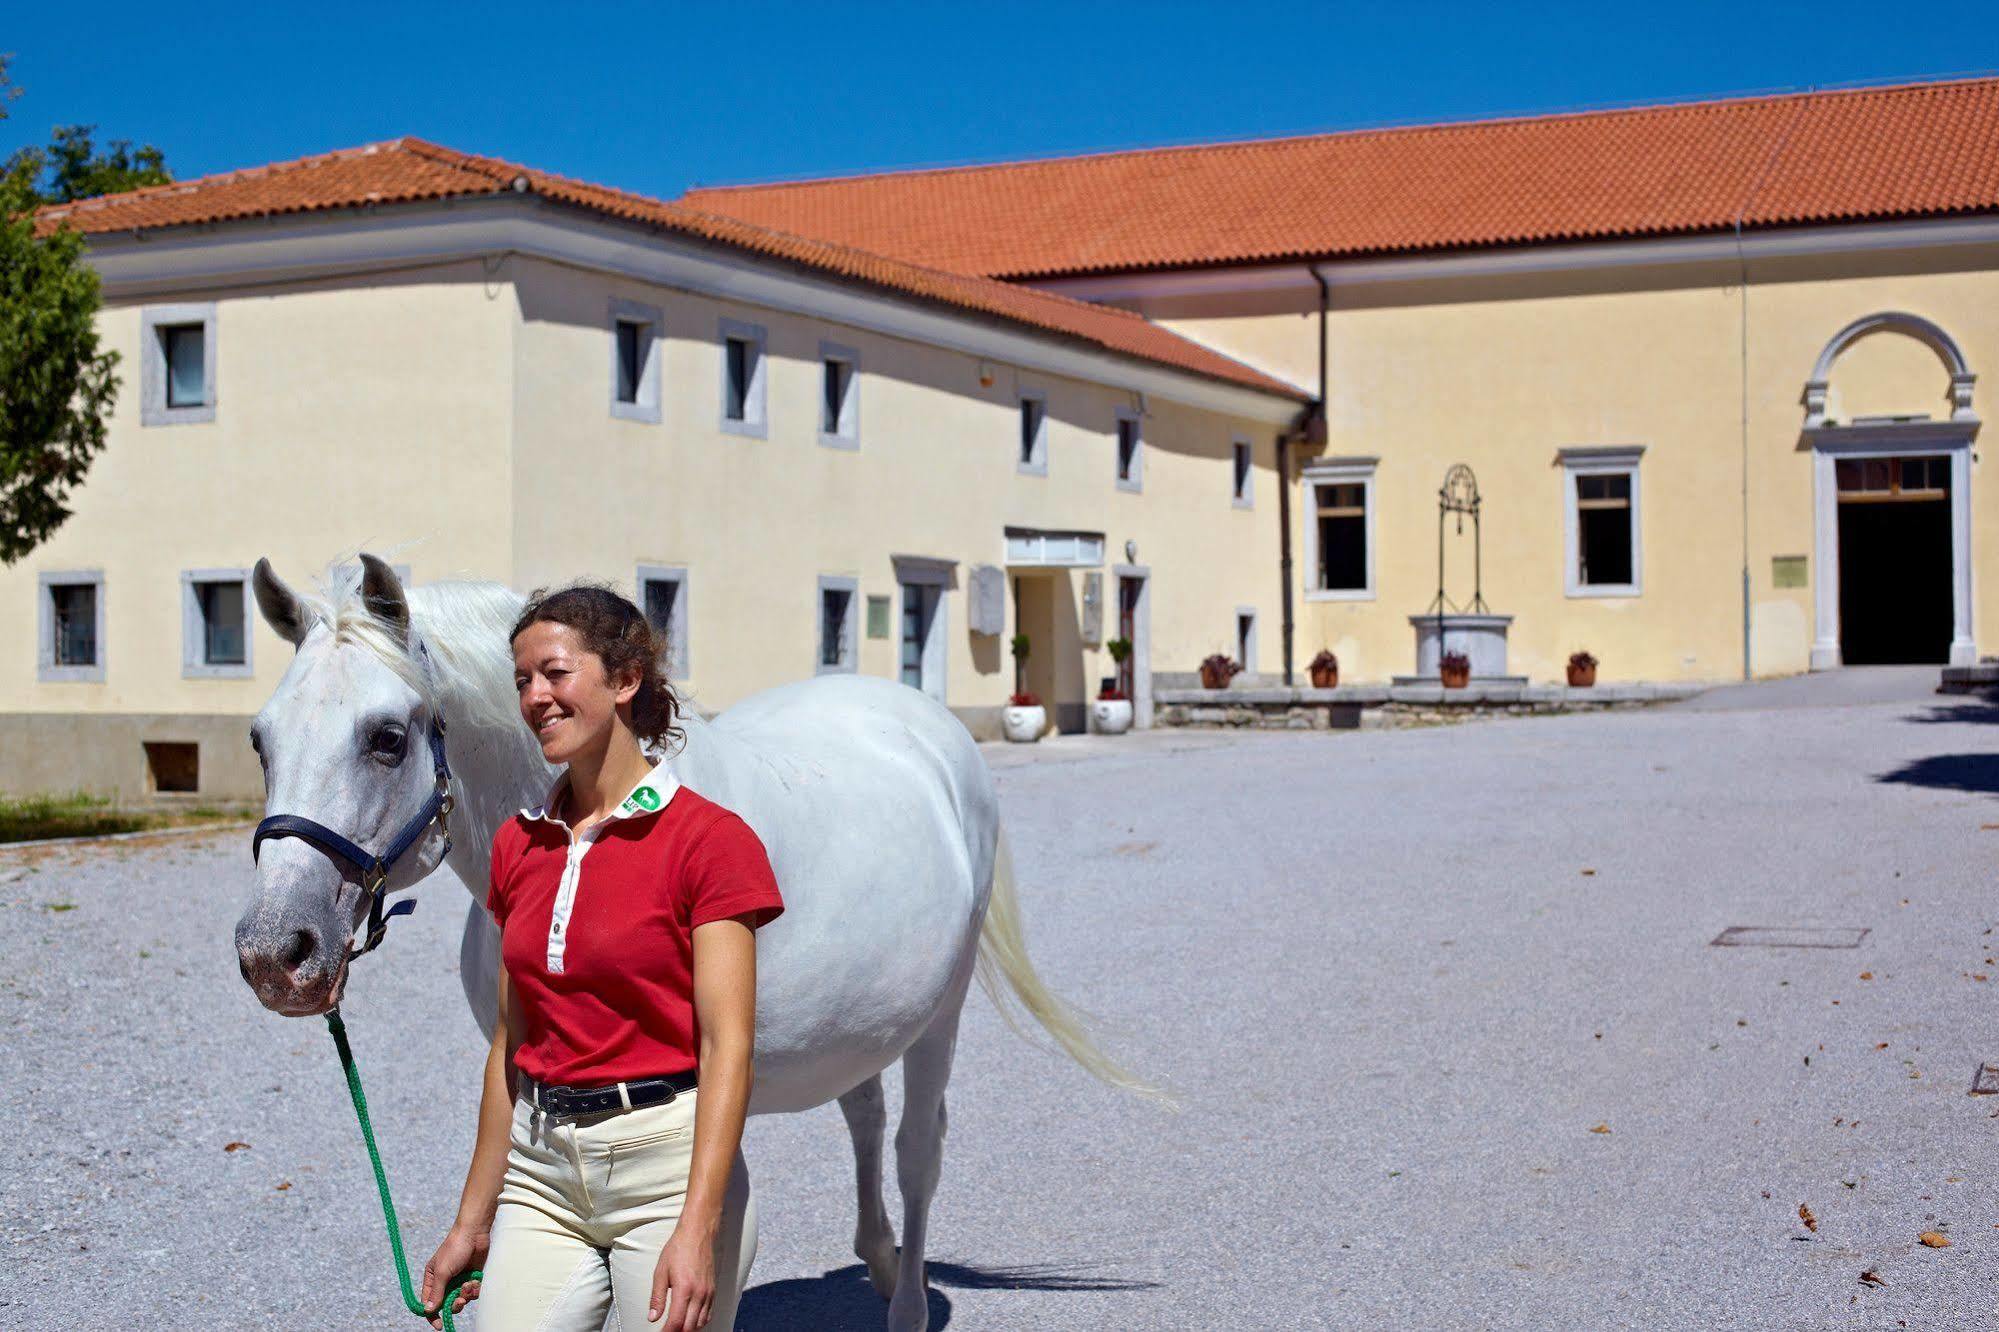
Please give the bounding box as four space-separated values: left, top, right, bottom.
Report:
858 1238 898 1300
886 1283 929 1332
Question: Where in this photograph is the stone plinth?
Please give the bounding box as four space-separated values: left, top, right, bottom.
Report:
1410 613 1513 678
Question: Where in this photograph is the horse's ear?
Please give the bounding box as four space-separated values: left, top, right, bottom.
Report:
253 558 312 647
357 553 410 645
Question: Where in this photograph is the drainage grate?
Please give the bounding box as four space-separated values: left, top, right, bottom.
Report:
1970 1064 1999 1096
1710 926 1870 949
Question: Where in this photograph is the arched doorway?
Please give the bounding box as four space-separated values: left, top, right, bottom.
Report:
1803 312 1979 669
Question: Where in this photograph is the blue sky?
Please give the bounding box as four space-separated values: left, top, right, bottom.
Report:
5 1 1998 201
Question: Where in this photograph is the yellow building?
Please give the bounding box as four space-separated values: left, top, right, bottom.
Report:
689 75 1999 688
10 141 1305 798
14 76 1999 797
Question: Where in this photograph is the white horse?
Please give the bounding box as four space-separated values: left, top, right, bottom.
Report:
231 555 1143 1332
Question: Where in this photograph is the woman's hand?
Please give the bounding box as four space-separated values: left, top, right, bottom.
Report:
650 1219 718 1330
421 1224 489 1329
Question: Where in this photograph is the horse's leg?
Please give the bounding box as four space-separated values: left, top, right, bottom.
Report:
837 1073 900 1300
886 996 965 1332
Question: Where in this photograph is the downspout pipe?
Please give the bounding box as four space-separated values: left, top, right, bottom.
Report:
1278 265 1331 687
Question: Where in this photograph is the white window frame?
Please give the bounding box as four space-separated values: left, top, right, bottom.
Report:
815 575 860 675
181 567 254 679
1235 605 1259 674
1017 392 1048 476
1114 407 1144 493
1301 457 1378 602
141 303 217 427
718 317 769 439
818 340 861 450
38 570 106 683
1232 436 1255 509
635 564 690 680
609 298 663 424
892 555 955 703
1561 446 1644 598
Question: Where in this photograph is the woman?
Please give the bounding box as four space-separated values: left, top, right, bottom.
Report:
421 585 783 1331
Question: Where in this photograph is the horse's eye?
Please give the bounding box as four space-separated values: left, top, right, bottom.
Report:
369 724 408 763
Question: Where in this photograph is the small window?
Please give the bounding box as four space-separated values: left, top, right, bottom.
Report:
1115 411 1142 492
1235 607 1258 675
609 300 663 422
1315 483 1369 592
164 326 206 407
1232 439 1253 507
637 565 689 680
141 304 217 426
819 342 860 448
719 319 768 437
144 741 200 794
39 572 105 682
1561 448 1643 597
1575 474 1633 587
816 577 858 674
182 569 253 678
1018 395 1047 474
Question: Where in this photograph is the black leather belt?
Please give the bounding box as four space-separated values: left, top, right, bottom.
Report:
522 1070 697 1118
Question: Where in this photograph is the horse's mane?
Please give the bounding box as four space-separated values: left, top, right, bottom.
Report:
297 563 527 738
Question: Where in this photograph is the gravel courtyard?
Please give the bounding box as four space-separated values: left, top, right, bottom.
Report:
5 667 1998 1329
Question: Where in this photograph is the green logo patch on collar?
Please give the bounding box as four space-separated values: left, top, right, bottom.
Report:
623 785 663 813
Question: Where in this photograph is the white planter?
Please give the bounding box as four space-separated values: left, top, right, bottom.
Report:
1001 704 1046 743
1090 698 1134 735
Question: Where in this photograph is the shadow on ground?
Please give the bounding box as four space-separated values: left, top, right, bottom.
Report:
736 1259 1154 1329
1874 753 1999 794
1907 697 1999 726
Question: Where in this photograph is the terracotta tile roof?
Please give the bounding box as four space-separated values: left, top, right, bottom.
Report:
680 76 1999 278
37 140 1306 402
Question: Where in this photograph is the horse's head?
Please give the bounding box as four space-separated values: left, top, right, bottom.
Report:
235 554 457 1015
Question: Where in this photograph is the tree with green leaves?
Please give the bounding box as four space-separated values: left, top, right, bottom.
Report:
0 56 171 563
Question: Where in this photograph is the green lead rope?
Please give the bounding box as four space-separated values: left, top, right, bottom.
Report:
326 1010 482 1330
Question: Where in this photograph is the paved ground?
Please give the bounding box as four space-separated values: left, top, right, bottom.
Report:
5 667 1998 1329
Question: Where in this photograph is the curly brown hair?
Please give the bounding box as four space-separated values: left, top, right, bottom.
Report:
509 583 683 749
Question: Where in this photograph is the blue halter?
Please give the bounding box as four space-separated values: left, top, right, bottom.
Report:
251 642 456 962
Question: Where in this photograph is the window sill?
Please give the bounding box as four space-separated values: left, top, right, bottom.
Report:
142 402 217 428
184 663 255 680
38 666 105 684
611 400 661 424
1304 588 1375 603
720 417 768 440
1565 584 1642 599
1016 461 1048 478
1232 496 1254 510
1115 477 1142 494
818 431 860 451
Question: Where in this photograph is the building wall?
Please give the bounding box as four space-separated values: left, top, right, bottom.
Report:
504 256 1280 731
1162 243 1999 684
0 251 1284 796
0 262 516 796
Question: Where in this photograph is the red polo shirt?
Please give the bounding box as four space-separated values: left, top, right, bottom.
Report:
486 763 784 1086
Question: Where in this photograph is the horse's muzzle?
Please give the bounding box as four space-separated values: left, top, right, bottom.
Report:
235 910 349 1015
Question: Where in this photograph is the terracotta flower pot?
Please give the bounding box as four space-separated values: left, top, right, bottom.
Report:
1439 662 1471 689
1567 663 1597 688
1309 665 1339 690
1200 665 1231 690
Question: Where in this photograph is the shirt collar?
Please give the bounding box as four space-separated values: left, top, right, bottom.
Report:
520 754 682 828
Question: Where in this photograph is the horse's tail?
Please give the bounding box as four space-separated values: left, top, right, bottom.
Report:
974 825 1175 1106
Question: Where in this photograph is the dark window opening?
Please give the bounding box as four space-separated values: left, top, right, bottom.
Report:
162 323 205 408
615 320 649 404
819 588 852 668
1576 473 1633 586
50 583 98 667
1316 483 1367 591
144 741 200 794
1232 442 1251 499
1020 399 1044 466
822 359 852 434
725 338 752 420
1116 418 1139 482
194 580 246 665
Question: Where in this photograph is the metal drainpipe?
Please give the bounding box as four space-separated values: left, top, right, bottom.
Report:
1279 266 1330 687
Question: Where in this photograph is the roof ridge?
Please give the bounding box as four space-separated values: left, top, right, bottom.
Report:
684 72 1999 197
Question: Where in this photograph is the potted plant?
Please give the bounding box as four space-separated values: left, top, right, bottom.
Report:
1567 650 1598 688
1308 649 1339 690
1094 638 1135 735
1439 649 1472 689
1199 653 1243 690
1004 633 1045 742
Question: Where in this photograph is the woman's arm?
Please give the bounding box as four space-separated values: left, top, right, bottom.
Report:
422 966 519 1327
649 913 759 1331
